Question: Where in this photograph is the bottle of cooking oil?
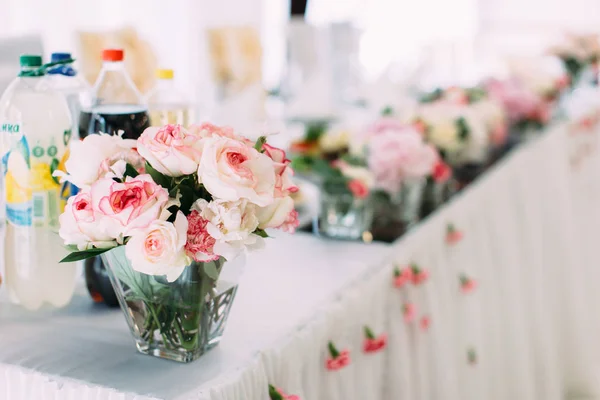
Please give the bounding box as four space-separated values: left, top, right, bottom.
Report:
147 69 191 126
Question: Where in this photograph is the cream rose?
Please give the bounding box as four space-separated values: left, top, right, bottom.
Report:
318 125 351 153
58 189 117 250
197 136 276 207
64 133 138 187
257 196 295 230
137 124 201 177
125 211 191 282
193 198 263 261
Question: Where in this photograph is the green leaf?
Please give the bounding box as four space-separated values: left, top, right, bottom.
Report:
341 154 367 167
60 247 113 263
268 385 284 400
254 228 269 238
420 88 443 103
254 136 267 152
364 326 376 340
381 105 394 116
124 163 139 179
305 122 328 142
203 262 220 281
50 158 60 185
328 341 340 358
145 162 172 189
177 184 196 214
456 117 470 141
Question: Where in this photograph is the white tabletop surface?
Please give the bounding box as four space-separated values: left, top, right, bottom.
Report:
0 232 390 399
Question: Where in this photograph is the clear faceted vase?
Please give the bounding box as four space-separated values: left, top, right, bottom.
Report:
101 247 238 363
315 185 373 241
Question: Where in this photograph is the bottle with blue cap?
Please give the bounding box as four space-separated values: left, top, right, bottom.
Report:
0 54 78 310
46 52 90 140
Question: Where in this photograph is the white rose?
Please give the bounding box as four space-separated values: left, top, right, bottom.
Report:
338 163 374 188
64 133 138 187
459 109 490 164
193 198 263 261
137 124 201 177
318 125 351 153
58 189 117 251
197 136 276 207
257 196 295 229
125 211 191 282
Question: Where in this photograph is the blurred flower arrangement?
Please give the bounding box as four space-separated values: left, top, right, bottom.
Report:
548 33 600 85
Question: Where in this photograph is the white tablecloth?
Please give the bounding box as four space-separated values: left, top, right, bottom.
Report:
2 121 600 399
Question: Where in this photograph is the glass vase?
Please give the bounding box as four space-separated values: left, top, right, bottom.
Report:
315 186 373 241
420 177 457 219
101 246 238 363
371 179 425 242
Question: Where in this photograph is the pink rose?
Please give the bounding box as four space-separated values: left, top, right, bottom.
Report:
403 303 416 323
432 159 452 183
262 144 298 197
411 267 429 285
185 210 219 262
137 124 201 177
280 209 299 233
197 136 276 207
348 179 369 199
393 267 413 288
368 126 438 194
189 122 238 140
90 174 169 239
125 211 191 282
325 350 351 371
461 277 477 294
59 189 116 250
420 315 431 331
363 334 388 353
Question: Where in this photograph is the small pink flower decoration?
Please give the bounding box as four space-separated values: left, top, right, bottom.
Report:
412 119 428 135
410 264 429 286
460 274 477 294
348 179 370 199
363 326 388 353
269 384 300 400
467 348 477 365
393 266 413 288
325 341 351 371
403 303 416 323
420 315 431 331
446 223 463 245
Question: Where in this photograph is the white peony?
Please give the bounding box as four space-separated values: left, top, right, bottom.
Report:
193 198 263 261
64 133 138 188
125 211 191 282
197 136 276 207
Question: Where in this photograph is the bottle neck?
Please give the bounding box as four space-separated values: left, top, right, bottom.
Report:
93 60 144 106
18 66 44 78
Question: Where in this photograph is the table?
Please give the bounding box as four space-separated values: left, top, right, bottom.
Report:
2 121 600 399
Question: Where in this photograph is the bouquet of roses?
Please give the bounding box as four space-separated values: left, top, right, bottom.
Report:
548 33 600 85
57 123 298 358
59 123 298 270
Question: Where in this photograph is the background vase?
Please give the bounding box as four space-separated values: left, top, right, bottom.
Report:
101 247 238 363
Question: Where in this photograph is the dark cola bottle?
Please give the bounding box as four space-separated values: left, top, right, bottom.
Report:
79 49 150 307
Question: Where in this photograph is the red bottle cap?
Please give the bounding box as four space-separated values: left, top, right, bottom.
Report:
102 49 124 62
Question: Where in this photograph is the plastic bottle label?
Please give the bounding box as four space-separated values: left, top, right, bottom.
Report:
1 122 68 229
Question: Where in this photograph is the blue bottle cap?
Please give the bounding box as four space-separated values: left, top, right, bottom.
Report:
50 52 72 63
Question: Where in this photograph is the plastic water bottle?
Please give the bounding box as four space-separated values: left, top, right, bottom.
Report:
147 69 191 126
46 52 89 140
0 55 77 310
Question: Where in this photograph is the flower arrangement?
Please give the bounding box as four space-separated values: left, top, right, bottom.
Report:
57 123 298 361
548 33 600 84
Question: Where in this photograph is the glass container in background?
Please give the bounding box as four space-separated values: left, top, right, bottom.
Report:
79 48 150 308
370 179 425 242
314 181 373 241
0 55 77 310
147 69 191 126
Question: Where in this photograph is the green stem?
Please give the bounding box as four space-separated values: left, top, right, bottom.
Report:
147 302 170 348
